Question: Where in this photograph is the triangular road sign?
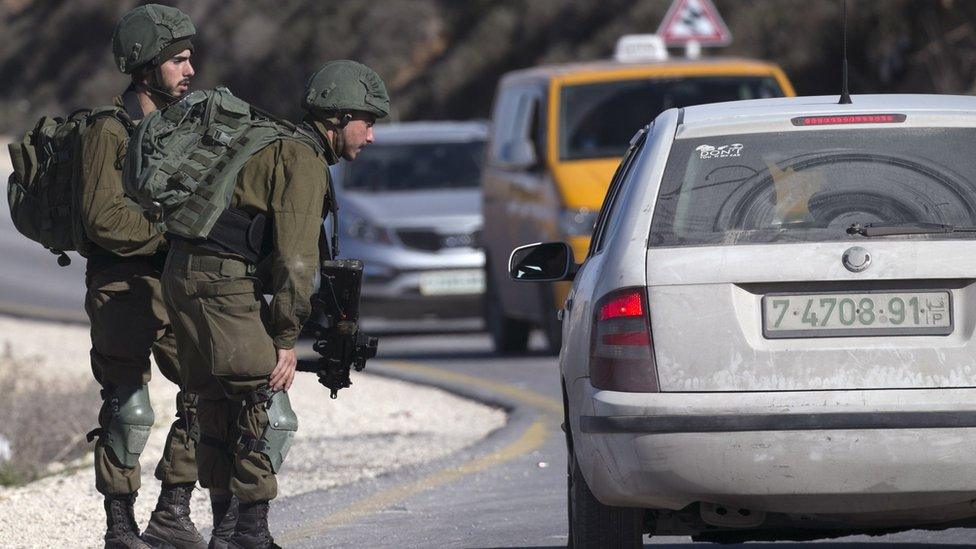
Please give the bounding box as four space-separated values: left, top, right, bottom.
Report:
657 0 732 47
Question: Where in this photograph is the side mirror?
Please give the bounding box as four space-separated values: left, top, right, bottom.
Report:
509 242 577 282
501 139 538 170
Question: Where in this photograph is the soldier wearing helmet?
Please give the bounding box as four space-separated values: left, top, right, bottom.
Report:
80 4 205 548
159 60 389 548
302 59 390 160
112 3 196 107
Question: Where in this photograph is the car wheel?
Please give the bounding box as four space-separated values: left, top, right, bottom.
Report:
539 284 563 356
568 447 644 548
485 267 530 354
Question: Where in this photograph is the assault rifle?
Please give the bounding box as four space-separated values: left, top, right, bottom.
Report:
297 259 378 398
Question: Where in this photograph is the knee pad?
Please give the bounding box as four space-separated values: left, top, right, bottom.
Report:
239 390 298 473
103 384 155 468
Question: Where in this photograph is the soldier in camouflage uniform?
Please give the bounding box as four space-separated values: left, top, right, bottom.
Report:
160 61 389 548
83 5 205 548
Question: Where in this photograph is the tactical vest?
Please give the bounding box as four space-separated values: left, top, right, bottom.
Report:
7 107 133 265
124 87 327 247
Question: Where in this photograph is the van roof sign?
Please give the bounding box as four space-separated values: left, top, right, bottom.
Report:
614 34 669 63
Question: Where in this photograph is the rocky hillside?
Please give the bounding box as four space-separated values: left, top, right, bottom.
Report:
1 0 975 132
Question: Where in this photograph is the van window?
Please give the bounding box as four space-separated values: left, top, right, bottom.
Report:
649 127 976 247
559 76 783 161
524 96 546 165
489 90 521 164
490 86 542 165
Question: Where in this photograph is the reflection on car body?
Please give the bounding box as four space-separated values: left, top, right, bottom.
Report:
329 121 487 321
511 94 976 544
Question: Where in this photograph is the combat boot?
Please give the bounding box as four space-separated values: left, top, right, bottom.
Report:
141 483 207 548
228 501 280 549
104 492 152 549
207 495 238 548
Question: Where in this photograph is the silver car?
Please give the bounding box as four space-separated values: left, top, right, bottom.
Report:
511 95 976 544
330 121 486 320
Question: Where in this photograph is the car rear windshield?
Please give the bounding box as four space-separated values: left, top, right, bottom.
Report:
559 76 783 161
342 140 485 192
649 127 976 247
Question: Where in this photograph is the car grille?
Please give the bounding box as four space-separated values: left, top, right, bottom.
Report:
396 229 476 251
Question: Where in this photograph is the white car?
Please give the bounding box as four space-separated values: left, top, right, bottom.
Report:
511 94 976 545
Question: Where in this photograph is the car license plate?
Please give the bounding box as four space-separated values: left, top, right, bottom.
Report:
762 291 952 338
418 269 485 296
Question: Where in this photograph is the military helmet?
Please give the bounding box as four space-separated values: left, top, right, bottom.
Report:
303 60 390 119
112 4 195 74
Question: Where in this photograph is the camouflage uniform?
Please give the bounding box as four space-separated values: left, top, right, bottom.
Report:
81 90 198 497
156 60 387 547
161 135 336 502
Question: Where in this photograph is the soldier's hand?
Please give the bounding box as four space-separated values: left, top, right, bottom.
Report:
270 347 297 391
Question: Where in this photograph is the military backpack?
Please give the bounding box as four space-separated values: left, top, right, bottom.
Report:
7 108 133 265
124 86 325 243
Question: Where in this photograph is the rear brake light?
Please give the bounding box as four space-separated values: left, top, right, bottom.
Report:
791 114 907 126
589 287 658 392
599 291 643 320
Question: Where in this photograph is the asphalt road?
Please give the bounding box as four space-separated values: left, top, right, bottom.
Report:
278 332 568 548
0 183 88 321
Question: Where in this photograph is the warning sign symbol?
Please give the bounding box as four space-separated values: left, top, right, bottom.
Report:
656 0 732 47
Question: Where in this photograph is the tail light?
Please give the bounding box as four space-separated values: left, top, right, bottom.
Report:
589 287 658 392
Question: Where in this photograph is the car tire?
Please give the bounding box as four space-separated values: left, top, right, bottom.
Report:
539 284 563 356
568 448 644 548
485 267 530 354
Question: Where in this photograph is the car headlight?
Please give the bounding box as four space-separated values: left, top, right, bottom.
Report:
341 215 395 245
558 207 598 237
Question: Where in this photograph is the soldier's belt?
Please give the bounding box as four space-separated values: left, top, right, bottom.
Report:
168 246 253 277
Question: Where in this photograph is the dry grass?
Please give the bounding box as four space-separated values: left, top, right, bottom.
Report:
0 343 98 486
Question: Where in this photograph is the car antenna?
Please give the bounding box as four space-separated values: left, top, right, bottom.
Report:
839 0 853 104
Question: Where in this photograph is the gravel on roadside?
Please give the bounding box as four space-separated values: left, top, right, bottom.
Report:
0 315 506 548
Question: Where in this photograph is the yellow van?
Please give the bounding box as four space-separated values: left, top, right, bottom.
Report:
482 50 795 354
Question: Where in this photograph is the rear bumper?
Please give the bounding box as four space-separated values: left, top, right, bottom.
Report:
572 379 976 517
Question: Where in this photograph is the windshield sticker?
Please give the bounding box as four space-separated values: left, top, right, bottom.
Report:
696 143 743 159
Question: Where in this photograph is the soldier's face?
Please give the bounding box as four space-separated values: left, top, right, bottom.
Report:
157 49 195 97
340 112 377 161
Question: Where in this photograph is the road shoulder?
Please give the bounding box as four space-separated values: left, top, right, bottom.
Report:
0 315 505 548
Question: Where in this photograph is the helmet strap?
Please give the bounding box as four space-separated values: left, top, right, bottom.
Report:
332 127 345 158
308 116 345 159
134 67 179 109
150 68 179 103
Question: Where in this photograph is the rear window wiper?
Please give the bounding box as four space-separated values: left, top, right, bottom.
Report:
847 222 976 237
